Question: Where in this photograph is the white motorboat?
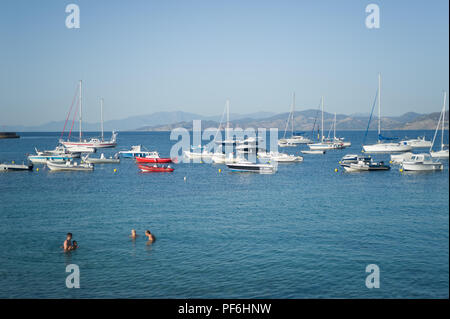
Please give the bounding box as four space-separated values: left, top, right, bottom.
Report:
39 146 81 158
119 145 158 158
278 93 312 146
46 160 94 171
60 85 117 149
390 152 413 164
226 160 277 174
28 152 74 164
82 153 120 164
211 152 226 164
400 136 432 149
339 154 361 167
343 157 390 172
429 91 449 159
301 150 325 155
184 146 214 160
401 154 443 171
362 74 413 154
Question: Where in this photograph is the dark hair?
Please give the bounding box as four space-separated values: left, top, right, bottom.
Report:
67 233 73 237
145 230 151 234
73 241 77 244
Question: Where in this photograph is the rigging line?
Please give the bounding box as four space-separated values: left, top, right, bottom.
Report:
68 95 79 140
214 104 227 142
362 88 379 147
311 99 321 141
60 83 79 140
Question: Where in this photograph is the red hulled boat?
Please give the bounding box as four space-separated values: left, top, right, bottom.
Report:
135 156 172 164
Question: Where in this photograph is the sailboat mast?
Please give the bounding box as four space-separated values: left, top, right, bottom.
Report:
442 91 447 150
226 99 230 141
334 112 336 140
321 96 324 142
378 73 381 138
100 98 104 142
79 80 82 141
292 92 295 136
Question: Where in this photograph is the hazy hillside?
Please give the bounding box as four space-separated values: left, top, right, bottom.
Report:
2 110 447 132
136 110 448 131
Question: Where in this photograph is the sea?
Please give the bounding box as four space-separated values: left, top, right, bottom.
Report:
0 130 448 298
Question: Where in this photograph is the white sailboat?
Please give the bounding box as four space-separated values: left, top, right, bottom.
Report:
430 91 449 159
362 74 413 153
278 93 311 147
60 82 117 150
325 113 351 147
307 97 344 150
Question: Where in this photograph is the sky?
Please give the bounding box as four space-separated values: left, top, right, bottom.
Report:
0 0 448 126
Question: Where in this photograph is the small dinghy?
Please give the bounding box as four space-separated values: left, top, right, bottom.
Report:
138 164 174 173
0 162 33 171
301 150 325 155
135 156 172 164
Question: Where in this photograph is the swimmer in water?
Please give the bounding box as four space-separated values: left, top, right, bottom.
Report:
71 241 79 250
130 229 138 239
145 230 156 243
63 233 73 251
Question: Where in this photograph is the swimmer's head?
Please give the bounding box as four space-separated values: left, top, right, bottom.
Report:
131 229 137 236
145 230 151 236
66 233 73 240
73 241 78 246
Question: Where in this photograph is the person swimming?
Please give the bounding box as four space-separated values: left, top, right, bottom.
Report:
130 229 138 239
72 241 79 250
145 230 156 243
63 233 73 251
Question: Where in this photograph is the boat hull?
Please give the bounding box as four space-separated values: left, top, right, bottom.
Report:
1 163 33 171
138 164 174 172
430 150 449 159
28 155 72 164
343 164 390 172
302 150 325 155
402 162 443 171
84 158 120 164
226 163 276 173
308 143 344 150
362 143 413 153
47 161 94 171
136 157 172 164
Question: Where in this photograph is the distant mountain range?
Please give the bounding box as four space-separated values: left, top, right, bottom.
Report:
135 110 449 132
1 110 447 132
0 111 276 132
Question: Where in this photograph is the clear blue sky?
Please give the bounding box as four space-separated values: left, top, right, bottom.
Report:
0 0 448 126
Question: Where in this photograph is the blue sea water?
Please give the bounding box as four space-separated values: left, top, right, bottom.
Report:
0 130 448 298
